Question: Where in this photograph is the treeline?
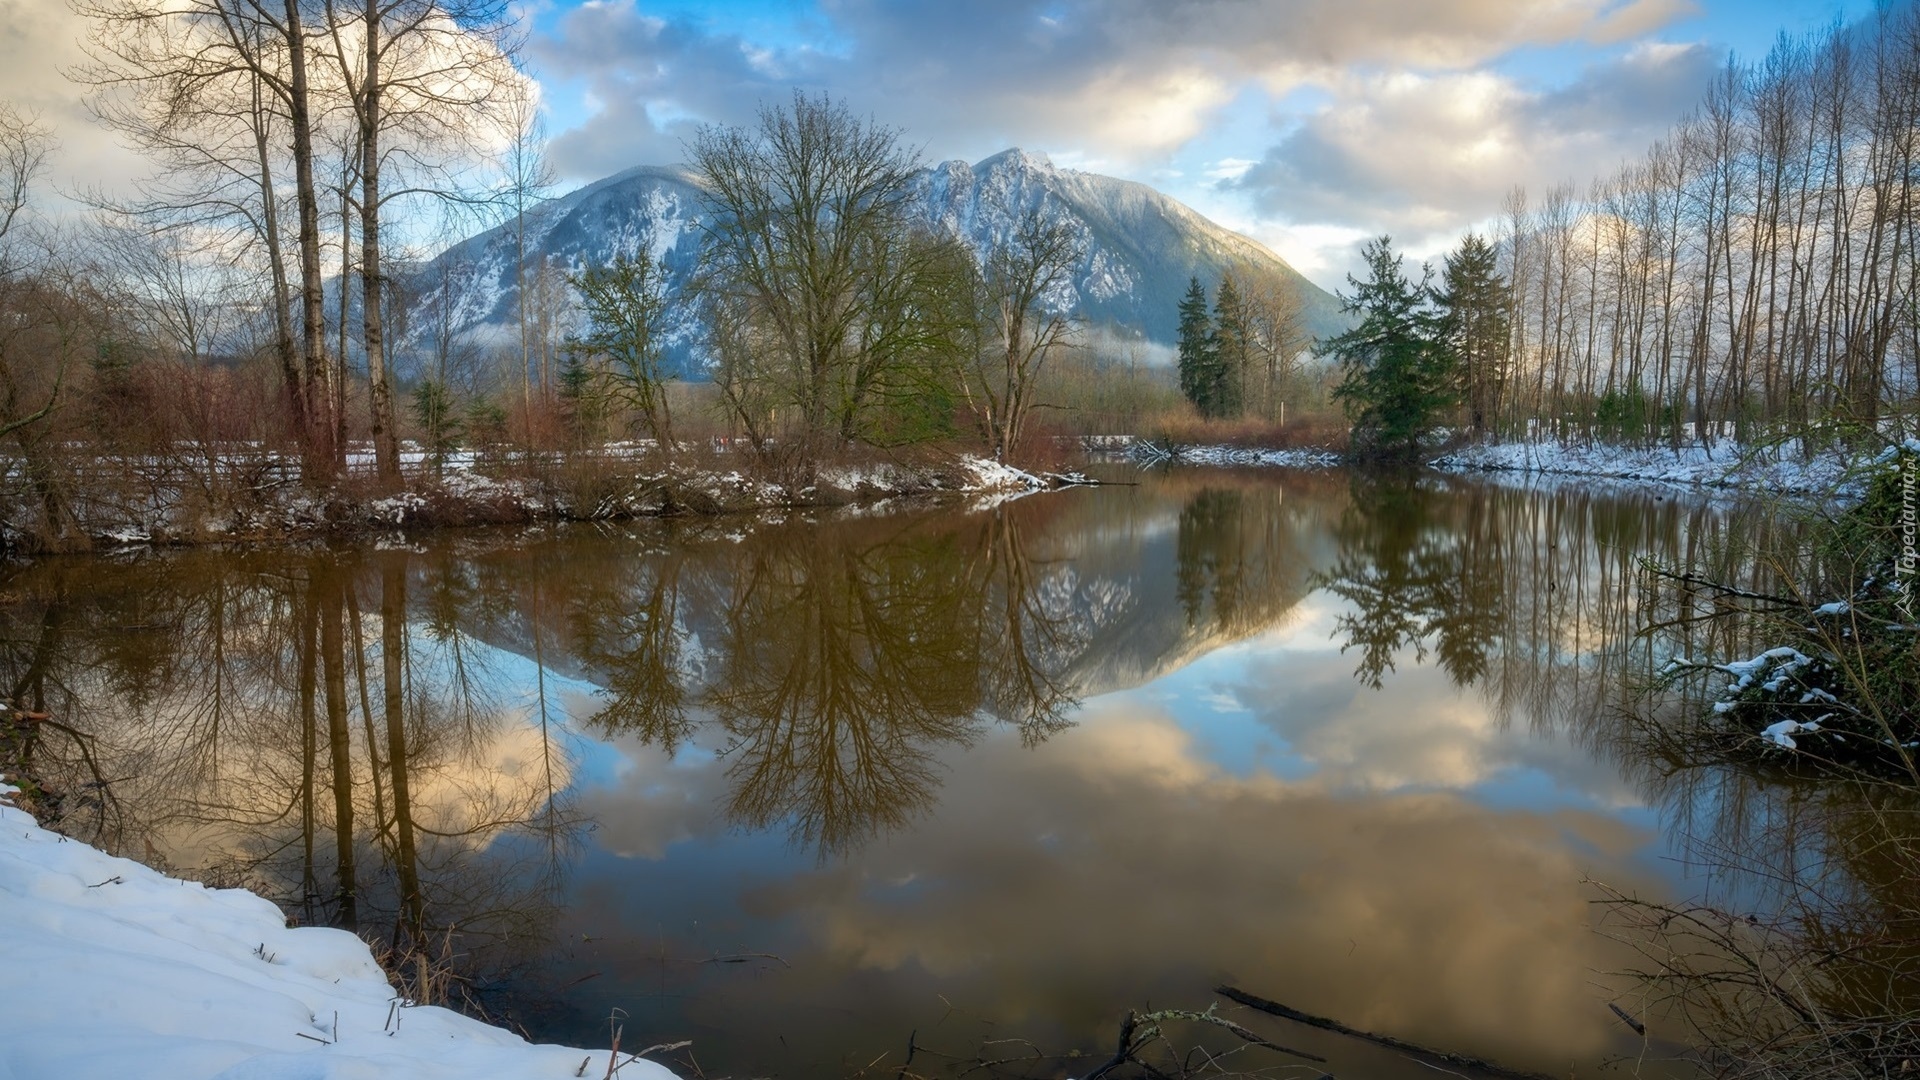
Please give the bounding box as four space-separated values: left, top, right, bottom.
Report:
1474 3 1920 446
0 0 548 547
0 0 1209 540
1173 271 1317 422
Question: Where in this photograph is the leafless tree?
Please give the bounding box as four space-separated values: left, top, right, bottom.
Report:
74 0 341 478
315 0 520 487
691 91 946 455
969 204 1083 460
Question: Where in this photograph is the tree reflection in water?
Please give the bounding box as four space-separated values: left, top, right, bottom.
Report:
583 506 1086 855
9 471 1899 1074
1311 470 1920 1070
0 548 582 1010
0 498 1098 1001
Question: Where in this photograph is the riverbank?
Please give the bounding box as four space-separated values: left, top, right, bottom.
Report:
8 448 1081 553
0 780 670 1080
1429 438 1859 495
1139 435 1869 497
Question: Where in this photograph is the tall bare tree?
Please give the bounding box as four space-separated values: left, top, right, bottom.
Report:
692 91 945 456
75 0 339 478
316 0 519 486
970 205 1083 460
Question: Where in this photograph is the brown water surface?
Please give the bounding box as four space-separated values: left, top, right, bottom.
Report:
0 468 1837 1079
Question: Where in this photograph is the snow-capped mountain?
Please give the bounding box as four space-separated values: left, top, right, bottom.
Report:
398 149 1344 378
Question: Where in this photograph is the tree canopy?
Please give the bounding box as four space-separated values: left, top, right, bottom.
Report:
1320 236 1455 459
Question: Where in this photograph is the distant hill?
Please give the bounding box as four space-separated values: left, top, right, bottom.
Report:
396 149 1345 379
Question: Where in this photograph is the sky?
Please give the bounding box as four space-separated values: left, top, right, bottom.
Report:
513 0 1872 287
0 0 1875 289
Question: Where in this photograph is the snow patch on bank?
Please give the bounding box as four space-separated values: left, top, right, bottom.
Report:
1431 439 1856 495
0 788 671 1080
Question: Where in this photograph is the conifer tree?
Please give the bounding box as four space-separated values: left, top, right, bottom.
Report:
1320 236 1455 459
1434 233 1510 436
1210 272 1249 418
1176 277 1214 414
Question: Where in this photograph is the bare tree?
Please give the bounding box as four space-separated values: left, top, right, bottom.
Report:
74 0 339 479
498 82 552 419
316 0 519 486
970 204 1083 460
0 105 96 549
1241 269 1312 424
93 218 235 365
690 91 937 455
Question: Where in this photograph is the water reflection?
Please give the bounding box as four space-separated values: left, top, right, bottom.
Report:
0 472 1853 1078
0 548 579 1009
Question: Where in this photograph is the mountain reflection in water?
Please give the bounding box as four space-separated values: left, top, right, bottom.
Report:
0 469 1841 1079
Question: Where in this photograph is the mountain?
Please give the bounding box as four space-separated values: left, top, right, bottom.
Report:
397 149 1345 378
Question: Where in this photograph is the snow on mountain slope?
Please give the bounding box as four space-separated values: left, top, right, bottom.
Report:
395 150 1343 380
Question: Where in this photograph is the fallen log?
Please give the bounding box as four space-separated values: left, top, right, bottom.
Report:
1214 985 1557 1080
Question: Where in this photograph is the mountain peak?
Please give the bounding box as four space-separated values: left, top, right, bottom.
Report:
975 147 1055 173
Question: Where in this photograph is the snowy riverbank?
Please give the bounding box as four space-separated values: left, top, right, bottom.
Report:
0 784 674 1080
25 449 1070 550
1138 435 1873 498
1429 438 1859 495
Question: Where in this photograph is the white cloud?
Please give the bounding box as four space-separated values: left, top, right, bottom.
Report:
1230 43 1720 239
1204 157 1257 181
530 0 1705 181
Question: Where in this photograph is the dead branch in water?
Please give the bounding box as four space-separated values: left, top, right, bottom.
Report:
1215 986 1556 1080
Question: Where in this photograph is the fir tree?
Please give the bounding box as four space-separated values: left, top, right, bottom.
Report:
1434 233 1510 436
1320 236 1455 459
408 378 461 478
1176 277 1214 414
1210 272 1249 418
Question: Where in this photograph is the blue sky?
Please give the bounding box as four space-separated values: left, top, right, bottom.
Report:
0 0 1873 286
507 0 1872 286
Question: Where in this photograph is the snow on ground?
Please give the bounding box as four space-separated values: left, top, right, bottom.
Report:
1431 438 1857 495
57 448 1076 548
0 785 672 1080
958 456 1051 492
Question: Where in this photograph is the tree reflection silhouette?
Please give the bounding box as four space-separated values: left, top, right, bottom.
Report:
1172 482 1312 641
1308 476 1502 689
432 505 1095 858
0 548 583 1012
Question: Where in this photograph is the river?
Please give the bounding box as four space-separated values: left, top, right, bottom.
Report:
0 466 1825 1079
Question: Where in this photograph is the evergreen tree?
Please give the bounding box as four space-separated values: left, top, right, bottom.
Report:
1434 233 1510 436
1176 277 1215 414
557 351 604 445
1320 236 1455 459
1210 272 1249 418
408 378 461 478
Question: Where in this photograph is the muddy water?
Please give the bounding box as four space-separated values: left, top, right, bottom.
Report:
1 468 1803 1078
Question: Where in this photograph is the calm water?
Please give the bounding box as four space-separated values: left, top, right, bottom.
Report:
1 468 1823 1078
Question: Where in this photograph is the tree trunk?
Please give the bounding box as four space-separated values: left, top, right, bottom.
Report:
284 0 335 482
320 573 356 929
360 0 401 487
381 557 424 940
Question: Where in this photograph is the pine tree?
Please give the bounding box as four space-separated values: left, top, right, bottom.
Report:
1320 236 1455 459
1176 277 1214 414
1434 233 1510 436
1210 272 1249 418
